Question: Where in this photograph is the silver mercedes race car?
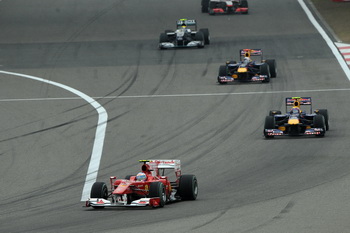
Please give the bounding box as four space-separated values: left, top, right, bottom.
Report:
159 19 210 49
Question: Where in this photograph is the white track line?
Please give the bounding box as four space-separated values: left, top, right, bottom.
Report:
0 70 108 201
299 0 350 81
0 88 349 102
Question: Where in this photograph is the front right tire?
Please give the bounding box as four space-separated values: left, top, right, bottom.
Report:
199 28 210 45
195 32 205 48
260 63 271 83
313 115 326 137
317 109 329 131
265 59 277 78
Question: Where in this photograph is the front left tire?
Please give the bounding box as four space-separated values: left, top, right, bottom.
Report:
90 182 108 209
149 182 166 207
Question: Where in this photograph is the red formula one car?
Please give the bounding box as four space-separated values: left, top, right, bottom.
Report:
86 160 198 208
201 0 248 15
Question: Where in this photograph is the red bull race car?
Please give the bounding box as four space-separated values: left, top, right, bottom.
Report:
201 0 248 15
264 97 329 138
217 49 276 84
86 160 198 208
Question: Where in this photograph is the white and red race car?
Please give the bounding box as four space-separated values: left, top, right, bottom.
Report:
86 160 198 208
202 0 248 15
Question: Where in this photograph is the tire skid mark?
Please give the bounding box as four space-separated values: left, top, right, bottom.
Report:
201 57 213 77
180 95 260 166
0 113 96 143
191 209 228 231
39 1 121 108
149 50 177 95
101 88 241 171
0 155 91 208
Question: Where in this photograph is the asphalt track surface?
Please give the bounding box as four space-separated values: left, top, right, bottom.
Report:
1 0 350 232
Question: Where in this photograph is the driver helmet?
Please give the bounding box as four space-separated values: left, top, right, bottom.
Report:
136 172 147 181
243 57 251 64
290 107 301 115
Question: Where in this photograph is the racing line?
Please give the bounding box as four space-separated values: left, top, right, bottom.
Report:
0 0 349 203
0 70 108 201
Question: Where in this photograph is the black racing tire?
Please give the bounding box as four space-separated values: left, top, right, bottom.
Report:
149 182 166 207
265 59 277 78
209 5 215 15
195 31 205 48
178 175 198 200
90 182 108 199
219 65 227 76
228 61 237 64
199 28 210 45
90 182 108 209
201 0 209 12
260 63 270 82
159 33 168 43
313 115 325 137
264 116 275 138
240 0 248 8
260 63 270 76
317 109 329 131
218 65 228 85
262 77 270 83
269 110 281 116
164 29 172 33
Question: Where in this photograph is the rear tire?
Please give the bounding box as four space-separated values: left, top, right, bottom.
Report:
265 59 277 78
178 175 198 200
264 116 275 138
149 182 166 207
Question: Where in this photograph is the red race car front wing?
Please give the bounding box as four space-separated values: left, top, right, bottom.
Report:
86 197 162 208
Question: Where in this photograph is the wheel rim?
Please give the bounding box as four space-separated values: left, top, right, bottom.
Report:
193 182 198 197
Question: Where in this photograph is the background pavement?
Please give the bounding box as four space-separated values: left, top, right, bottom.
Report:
311 0 350 43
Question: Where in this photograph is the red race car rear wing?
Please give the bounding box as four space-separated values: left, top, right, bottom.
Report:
140 159 182 179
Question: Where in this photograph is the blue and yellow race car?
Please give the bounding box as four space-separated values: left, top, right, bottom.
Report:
264 97 329 138
217 49 276 84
